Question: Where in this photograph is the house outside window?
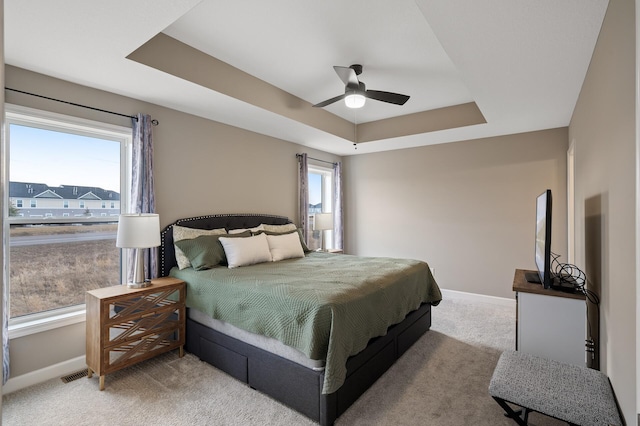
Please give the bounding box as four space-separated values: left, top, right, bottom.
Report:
4 104 131 330
30 200 36 208
307 165 334 251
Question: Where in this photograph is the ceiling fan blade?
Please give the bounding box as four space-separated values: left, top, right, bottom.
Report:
313 93 346 108
333 66 359 88
365 90 410 105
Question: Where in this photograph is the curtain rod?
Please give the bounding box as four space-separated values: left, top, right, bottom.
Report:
5 87 159 126
296 153 337 166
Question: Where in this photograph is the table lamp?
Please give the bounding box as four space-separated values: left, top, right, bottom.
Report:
313 212 334 251
116 213 160 288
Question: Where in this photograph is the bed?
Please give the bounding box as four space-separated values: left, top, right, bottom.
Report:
159 213 441 425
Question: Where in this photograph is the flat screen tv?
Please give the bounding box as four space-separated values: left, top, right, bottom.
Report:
534 189 553 288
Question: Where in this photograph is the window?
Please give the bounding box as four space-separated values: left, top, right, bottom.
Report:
30 200 36 208
307 165 334 251
5 105 131 325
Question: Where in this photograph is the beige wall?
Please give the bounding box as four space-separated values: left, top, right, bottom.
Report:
343 128 568 299
4 65 339 379
153 107 317 226
569 0 636 422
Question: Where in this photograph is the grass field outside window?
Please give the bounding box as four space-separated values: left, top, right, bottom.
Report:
9 223 120 318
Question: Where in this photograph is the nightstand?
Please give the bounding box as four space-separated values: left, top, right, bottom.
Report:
86 277 186 390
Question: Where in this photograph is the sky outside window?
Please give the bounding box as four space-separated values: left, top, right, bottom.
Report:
9 124 120 192
309 173 322 206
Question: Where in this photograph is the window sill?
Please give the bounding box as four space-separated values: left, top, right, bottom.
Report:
8 307 86 339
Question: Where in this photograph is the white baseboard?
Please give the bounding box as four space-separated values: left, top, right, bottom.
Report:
2 355 86 395
440 288 515 308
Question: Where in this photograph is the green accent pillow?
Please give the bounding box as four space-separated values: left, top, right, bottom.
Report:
175 231 251 270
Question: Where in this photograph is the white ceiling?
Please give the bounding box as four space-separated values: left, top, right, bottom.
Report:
5 0 608 156
163 0 474 124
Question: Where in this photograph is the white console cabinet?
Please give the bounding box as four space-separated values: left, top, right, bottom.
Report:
513 269 586 367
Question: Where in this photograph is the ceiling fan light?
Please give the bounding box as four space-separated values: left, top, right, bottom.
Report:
345 93 366 109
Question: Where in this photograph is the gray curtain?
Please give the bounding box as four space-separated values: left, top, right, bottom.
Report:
298 153 309 243
333 161 343 250
129 114 157 281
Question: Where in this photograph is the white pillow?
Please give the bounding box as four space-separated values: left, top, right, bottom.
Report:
228 224 265 234
266 232 305 262
261 223 297 233
173 225 227 269
219 233 272 268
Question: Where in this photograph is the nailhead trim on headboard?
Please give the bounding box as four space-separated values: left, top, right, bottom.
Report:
159 213 292 277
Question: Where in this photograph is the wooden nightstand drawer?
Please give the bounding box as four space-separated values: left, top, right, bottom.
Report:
86 277 186 389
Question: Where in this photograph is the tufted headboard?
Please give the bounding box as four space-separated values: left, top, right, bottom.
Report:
158 213 293 277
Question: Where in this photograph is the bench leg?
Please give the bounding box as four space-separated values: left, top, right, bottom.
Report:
492 396 529 426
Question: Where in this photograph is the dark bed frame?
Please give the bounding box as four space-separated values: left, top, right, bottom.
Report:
159 214 433 426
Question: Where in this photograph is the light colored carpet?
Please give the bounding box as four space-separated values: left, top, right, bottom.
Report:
2 298 564 425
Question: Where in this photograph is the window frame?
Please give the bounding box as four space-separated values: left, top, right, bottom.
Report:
3 104 132 337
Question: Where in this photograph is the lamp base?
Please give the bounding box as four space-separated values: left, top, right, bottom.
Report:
127 280 152 289
128 248 151 289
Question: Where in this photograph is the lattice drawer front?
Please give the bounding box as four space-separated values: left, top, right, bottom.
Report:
108 287 181 323
105 327 183 370
107 309 181 344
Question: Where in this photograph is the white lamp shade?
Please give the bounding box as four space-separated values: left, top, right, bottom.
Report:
345 92 366 109
116 213 161 248
313 213 334 231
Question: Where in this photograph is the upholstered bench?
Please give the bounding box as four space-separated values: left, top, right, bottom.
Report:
489 350 622 426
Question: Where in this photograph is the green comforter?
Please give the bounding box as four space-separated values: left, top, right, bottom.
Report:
170 251 441 394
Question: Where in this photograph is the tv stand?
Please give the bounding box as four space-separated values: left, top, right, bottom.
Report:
513 269 586 367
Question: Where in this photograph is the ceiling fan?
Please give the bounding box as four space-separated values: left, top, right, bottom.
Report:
312 64 410 109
